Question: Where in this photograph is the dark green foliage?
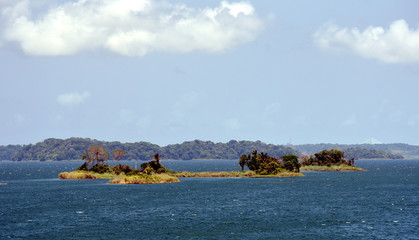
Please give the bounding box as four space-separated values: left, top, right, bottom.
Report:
238 150 299 175
301 149 355 167
77 162 89 171
282 154 301 172
90 164 112 174
140 154 171 174
112 164 133 175
258 161 282 175
126 169 141 176
314 149 344 166
246 153 259 171
140 162 149 171
283 161 294 172
238 154 248 171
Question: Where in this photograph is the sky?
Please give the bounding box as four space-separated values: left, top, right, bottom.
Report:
0 0 418 146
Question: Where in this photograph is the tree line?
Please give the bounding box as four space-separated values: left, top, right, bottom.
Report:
238 151 301 174
6 138 298 161
77 146 170 176
0 137 409 161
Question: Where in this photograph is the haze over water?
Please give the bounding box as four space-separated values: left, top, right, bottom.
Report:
1 160 418 239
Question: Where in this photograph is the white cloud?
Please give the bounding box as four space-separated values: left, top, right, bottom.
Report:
314 19 419 63
57 91 90 106
1 0 264 56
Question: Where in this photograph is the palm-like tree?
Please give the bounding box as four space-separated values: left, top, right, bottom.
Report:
259 152 268 163
153 153 160 164
238 154 248 171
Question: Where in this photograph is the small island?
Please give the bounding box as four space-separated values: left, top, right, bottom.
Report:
299 149 365 171
59 147 363 184
59 147 306 184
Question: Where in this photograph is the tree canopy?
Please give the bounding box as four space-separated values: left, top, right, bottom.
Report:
300 149 354 166
3 137 410 161
239 151 301 175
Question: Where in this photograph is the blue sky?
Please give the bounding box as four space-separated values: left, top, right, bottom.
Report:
0 0 418 146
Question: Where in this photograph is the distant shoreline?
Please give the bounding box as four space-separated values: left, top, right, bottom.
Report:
3 138 415 161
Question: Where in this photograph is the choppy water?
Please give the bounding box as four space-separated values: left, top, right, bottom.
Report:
0 160 418 239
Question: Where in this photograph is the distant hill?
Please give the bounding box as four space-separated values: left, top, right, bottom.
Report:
0 138 417 161
2 138 298 161
295 143 418 159
341 148 403 160
0 145 22 160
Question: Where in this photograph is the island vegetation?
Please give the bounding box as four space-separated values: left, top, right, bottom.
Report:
300 149 364 171
60 146 180 184
59 145 367 184
2 137 413 161
295 144 406 159
60 147 306 184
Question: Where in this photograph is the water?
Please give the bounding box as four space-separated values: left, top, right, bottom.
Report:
0 160 418 239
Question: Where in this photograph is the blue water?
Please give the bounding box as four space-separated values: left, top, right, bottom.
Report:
0 160 418 239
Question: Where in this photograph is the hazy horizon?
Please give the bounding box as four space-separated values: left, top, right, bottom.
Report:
1 0 418 146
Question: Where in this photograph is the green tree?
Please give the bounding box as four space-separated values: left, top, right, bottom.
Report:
314 149 344 166
238 154 248 171
282 154 301 172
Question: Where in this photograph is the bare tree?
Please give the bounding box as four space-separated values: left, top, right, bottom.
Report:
86 146 109 165
112 150 126 165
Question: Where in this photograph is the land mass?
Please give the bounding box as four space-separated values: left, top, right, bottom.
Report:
1 138 415 161
59 149 364 184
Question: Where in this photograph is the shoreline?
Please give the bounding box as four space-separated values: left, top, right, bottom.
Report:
59 170 305 184
59 163 364 184
300 165 365 171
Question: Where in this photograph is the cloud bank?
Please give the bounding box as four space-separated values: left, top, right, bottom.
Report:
57 92 90 106
314 19 419 63
0 0 264 56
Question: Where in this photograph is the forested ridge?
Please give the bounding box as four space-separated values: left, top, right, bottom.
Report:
295 144 414 158
2 138 298 161
0 138 414 161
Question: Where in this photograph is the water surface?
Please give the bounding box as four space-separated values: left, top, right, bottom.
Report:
0 160 418 239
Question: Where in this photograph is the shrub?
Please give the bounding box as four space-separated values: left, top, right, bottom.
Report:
91 164 112 174
283 161 294 172
126 169 141 176
77 162 89 171
140 161 170 174
112 164 133 175
257 161 281 175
